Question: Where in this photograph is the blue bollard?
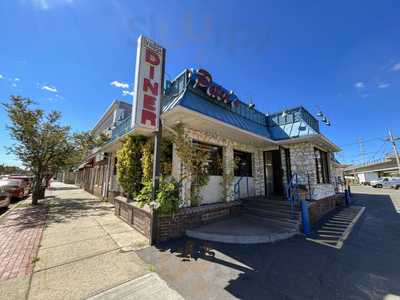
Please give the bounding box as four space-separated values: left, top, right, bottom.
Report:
301 199 311 235
344 189 350 207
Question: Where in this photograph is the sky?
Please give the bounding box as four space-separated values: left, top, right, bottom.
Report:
0 0 399 167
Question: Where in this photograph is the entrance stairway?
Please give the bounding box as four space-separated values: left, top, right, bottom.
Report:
241 197 301 233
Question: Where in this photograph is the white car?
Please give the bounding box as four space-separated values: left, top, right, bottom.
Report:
370 178 392 188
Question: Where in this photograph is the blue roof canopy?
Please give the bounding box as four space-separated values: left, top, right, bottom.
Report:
162 69 321 142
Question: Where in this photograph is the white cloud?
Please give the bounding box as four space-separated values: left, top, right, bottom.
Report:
14 78 20 81
391 63 400 72
122 90 134 97
12 83 17 88
378 83 390 89
30 0 75 10
111 81 129 89
42 85 58 93
354 82 365 89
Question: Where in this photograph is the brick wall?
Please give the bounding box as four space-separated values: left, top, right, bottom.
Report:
155 201 241 242
308 194 344 225
114 197 152 239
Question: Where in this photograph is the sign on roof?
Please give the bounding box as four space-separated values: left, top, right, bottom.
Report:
131 35 165 132
188 68 241 107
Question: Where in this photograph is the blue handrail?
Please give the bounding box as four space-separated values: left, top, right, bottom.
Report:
234 177 243 200
286 173 299 219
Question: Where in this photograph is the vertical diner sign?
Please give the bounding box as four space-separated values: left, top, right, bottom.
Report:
132 35 165 132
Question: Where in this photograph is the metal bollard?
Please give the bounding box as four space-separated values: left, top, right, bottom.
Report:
301 199 311 235
344 189 350 207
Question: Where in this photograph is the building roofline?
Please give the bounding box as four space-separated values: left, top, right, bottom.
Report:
92 100 132 133
276 134 341 152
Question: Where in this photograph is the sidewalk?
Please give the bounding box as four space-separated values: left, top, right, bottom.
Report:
0 182 183 300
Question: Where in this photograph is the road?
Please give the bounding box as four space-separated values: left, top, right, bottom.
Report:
137 185 400 300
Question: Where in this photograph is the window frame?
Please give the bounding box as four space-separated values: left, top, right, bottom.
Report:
192 140 223 176
234 150 253 177
314 147 330 184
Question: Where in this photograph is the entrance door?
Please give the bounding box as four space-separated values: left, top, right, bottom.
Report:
263 150 284 196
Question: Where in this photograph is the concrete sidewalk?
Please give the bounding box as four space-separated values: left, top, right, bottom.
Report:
0 182 183 300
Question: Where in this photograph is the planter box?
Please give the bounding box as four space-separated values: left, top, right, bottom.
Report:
114 196 153 239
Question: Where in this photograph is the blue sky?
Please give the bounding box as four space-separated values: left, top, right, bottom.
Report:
0 0 399 167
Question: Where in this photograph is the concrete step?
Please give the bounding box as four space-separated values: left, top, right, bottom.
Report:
244 199 300 210
243 205 300 219
242 206 299 220
242 213 300 231
243 201 301 215
185 217 297 244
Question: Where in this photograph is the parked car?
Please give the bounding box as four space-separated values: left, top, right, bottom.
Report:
389 178 400 189
371 177 393 188
0 186 10 209
8 175 33 193
0 179 30 200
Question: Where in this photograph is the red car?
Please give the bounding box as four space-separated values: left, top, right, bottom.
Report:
0 179 30 200
8 175 33 193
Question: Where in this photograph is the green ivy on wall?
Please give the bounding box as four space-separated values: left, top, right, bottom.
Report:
173 124 210 206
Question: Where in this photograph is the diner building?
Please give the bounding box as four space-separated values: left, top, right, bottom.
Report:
73 68 344 243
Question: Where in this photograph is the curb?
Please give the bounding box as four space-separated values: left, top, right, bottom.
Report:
0 196 32 221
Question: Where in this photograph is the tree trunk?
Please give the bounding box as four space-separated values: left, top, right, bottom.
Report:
32 172 44 205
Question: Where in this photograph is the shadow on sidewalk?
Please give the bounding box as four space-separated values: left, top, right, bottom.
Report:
137 192 400 300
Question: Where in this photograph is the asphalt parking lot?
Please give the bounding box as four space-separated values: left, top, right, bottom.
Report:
137 185 400 300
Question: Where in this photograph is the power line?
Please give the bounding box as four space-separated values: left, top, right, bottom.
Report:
339 137 384 148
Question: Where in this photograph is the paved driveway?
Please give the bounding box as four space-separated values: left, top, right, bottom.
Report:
137 186 400 300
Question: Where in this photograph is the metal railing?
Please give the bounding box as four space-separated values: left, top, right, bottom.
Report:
234 177 243 200
111 116 132 142
286 173 299 219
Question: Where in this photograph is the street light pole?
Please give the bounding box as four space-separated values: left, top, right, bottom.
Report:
387 129 400 175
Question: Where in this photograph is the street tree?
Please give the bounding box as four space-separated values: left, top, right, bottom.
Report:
3 96 74 204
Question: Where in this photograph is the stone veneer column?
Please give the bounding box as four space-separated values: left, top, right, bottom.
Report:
253 150 265 197
223 144 234 202
289 143 316 185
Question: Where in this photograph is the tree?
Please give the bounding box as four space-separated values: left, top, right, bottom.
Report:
3 96 74 204
0 164 30 175
116 134 146 199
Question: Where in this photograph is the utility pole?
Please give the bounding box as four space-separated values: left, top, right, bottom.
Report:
387 129 400 175
358 137 365 164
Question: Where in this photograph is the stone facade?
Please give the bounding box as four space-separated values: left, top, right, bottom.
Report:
155 201 241 242
172 127 266 205
284 142 336 200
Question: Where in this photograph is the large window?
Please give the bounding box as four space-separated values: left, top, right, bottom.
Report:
234 150 253 177
192 141 223 176
314 148 330 184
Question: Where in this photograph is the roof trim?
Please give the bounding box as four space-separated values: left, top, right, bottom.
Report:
276 134 341 152
162 105 278 145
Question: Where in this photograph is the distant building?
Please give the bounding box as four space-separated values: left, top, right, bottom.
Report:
344 154 400 184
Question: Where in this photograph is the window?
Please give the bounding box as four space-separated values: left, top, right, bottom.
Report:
234 150 253 177
314 148 330 184
192 141 223 176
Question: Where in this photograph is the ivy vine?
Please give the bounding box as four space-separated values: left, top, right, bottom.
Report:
173 124 210 206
